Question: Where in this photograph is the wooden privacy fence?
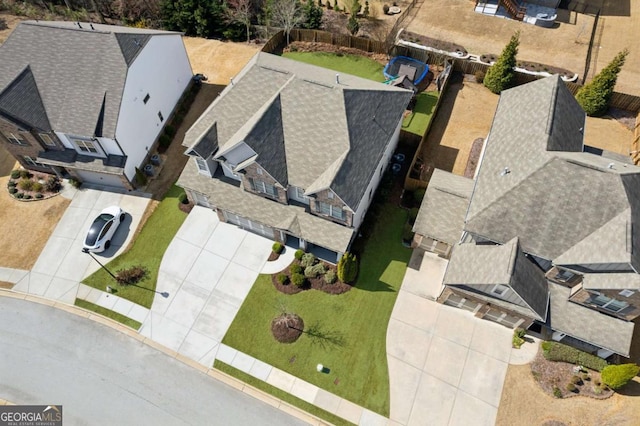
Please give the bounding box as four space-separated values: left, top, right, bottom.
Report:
261 29 387 54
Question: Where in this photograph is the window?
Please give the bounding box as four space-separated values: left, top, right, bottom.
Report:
327 191 334 199
73 139 98 154
143 93 150 104
256 167 263 175
3 131 28 146
317 201 345 220
296 187 308 200
250 178 278 197
195 157 210 175
39 133 55 146
22 156 49 168
590 293 629 312
619 289 635 298
491 284 509 297
158 111 164 122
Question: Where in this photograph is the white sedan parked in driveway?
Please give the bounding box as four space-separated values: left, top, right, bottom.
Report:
82 206 125 253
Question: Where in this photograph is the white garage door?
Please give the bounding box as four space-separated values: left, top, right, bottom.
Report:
225 212 274 239
74 170 124 188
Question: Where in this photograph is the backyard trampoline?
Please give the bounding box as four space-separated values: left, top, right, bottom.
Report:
383 56 429 84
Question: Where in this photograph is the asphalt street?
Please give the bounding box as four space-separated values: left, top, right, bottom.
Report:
0 297 306 426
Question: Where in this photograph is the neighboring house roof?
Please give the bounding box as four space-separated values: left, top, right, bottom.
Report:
0 21 179 137
183 52 412 211
582 273 640 290
413 169 473 245
178 160 354 253
444 238 548 319
548 282 634 357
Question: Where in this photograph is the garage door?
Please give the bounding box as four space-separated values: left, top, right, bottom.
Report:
224 212 274 239
74 170 124 188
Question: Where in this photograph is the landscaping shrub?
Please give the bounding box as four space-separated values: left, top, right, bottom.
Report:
304 263 326 278
601 363 640 390
294 249 305 260
347 14 359 35
337 252 358 283
291 273 306 288
44 176 61 193
515 328 526 339
325 269 337 284
158 134 172 151
402 223 414 243
15 192 24 199
512 329 525 349
18 179 33 191
19 170 32 179
290 263 303 275
35 193 43 199
300 253 317 268
10 170 20 179
178 192 189 205
7 180 16 188
541 341 608 371
484 31 519 94
570 375 582 385
475 70 485 84
116 265 148 285
164 124 176 137
552 386 562 398
565 383 576 392
277 273 289 285
32 182 44 193
413 188 426 206
8 187 17 194
576 49 628 117
272 242 284 254
173 113 185 128
23 194 32 200
382 4 389 14
69 178 82 188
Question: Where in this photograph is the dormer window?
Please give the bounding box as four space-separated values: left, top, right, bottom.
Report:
249 178 277 197
492 284 509 297
257 167 263 175
317 201 345 220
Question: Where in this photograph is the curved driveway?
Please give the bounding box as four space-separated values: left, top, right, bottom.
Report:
0 297 305 426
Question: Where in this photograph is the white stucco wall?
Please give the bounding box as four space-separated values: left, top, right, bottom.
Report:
352 120 402 229
115 34 192 181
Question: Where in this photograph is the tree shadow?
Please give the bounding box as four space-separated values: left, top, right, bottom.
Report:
616 378 640 397
305 321 346 350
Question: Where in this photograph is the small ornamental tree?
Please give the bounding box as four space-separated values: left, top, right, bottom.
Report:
576 49 629 117
601 363 639 390
347 14 359 35
483 31 520 94
337 252 358 283
302 0 323 29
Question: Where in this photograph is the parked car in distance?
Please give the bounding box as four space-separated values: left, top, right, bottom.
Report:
82 206 126 253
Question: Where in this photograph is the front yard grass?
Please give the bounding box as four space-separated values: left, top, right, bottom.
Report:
220 202 410 415
402 91 439 136
283 51 385 81
82 185 187 308
74 299 142 330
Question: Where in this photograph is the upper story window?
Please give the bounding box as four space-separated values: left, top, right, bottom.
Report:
71 138 104 157
143 93 150 104
296 187 308 200
492 284 509 297
327 191 334 199
158 111 164 122
23 155 49 169
195 157 210 176
317 201 345 220
3 131 28 146
590 293 629 313
39 133 55 147
256 167 263 175
249 178 278 198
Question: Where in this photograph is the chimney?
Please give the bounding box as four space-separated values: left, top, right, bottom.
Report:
336 73 340 85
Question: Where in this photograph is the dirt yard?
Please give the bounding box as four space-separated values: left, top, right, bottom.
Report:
403 0 640 97
0 146 70 270
422 73 635 179
497 363 640 426
182 37 260 85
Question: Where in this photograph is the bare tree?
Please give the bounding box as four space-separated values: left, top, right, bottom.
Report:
271 0 304 45
225 0 254 42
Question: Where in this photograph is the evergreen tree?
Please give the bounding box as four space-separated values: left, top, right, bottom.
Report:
302 0 323 29
161 0 226 38
483 31 519 94
576 49 629 117
347 14 359 35
337 252 358 283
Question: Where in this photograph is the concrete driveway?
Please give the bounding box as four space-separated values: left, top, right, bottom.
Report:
387 285 513 426
140 207 273 367
13 186 150 303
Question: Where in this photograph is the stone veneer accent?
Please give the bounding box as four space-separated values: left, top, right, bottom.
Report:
241 163 288 205
310 189 352 227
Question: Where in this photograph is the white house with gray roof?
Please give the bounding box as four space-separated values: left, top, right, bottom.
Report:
178 52 412 262
0 21 192 188
416 75 640 359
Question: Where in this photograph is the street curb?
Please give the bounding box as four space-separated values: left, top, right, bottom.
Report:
0 290 330 425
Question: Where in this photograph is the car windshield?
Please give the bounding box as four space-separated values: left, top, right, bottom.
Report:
85 213 114 246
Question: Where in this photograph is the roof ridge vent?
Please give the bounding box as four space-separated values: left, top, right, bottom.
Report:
500 167 510 176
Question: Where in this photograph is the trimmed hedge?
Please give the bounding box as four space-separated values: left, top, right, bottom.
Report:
541 341 608 371
601 363 639 389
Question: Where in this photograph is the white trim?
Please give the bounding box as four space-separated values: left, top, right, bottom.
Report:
195 157 210 176
39 133 55 146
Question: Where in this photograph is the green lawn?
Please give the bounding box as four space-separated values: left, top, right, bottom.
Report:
221 202 410 415
82 185 187 308
214 361 354 426
75 299 142 330
402 91 439 136
283 52 385 82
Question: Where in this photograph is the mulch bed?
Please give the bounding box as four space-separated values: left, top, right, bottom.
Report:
267 251 280 262
271 261 352 295
271 313 305 343
284 41 389 65
7 170 62 201
178 201 194 214
399 31 468 55
464 138 484 178
530 351 613 399
479 53 576 79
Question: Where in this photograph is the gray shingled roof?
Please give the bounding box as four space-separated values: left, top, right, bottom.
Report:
177 160 354 253
548 282 634 357
413 169 474 245
582 273 640 290
0 21 178 137
187 122 219 158
445 238 548 319
0 66 51 131
182 52 412 211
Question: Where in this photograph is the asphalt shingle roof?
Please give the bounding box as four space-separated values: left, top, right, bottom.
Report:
0 21 178 137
